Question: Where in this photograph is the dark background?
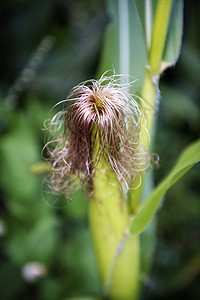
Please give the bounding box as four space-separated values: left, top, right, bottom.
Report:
0 0 199 299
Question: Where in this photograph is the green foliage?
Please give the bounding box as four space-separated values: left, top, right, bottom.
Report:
0 97 100 299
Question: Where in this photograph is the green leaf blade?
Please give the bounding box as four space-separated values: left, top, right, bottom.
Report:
129 139 200 236
97 0 147 94
161 0 183 69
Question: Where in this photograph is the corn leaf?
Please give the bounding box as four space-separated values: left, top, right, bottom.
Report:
129 139 200 235
161 0 183 70
97 0 147 93
135 0 157 51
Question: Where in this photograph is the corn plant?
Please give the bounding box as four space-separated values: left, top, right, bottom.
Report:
44 1 200 299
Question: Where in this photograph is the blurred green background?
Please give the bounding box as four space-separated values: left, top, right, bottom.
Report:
0 0 199 299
